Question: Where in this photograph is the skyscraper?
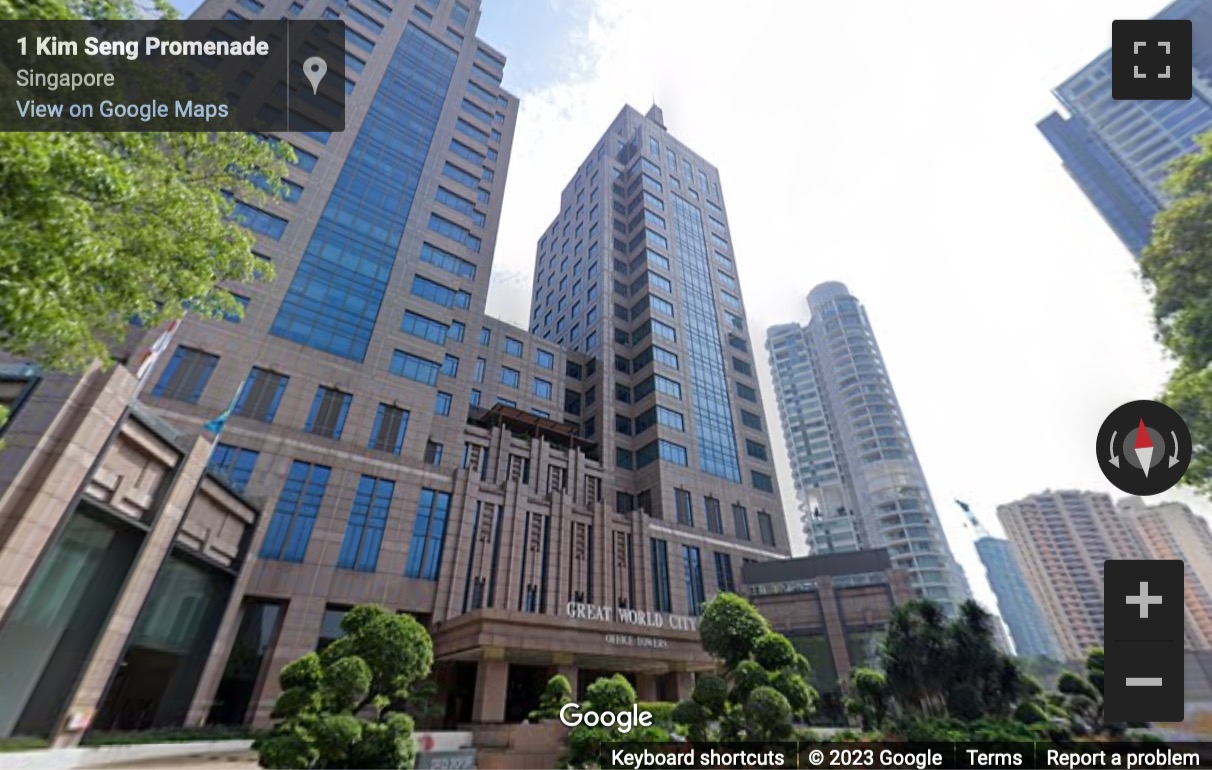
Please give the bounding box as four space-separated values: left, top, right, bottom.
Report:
1039 0 1212 255
766 282 968 616
1119 496 1212 649
527 104 791 557
0 1 792 742
975 536 1062 659
997 490 1147 662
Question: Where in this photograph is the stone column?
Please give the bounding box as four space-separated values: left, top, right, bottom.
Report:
634 673 658 702
550 654 578 698
472 649 509 723
672 671 695 702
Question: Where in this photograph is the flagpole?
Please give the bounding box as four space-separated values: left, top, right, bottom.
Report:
201 379 245 470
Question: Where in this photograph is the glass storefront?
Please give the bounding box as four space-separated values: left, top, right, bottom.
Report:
208 600 283 726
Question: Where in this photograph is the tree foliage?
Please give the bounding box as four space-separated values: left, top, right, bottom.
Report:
0 0 286 373
676 593 818 742
561 675 668 769
254 605 433 770
1140 130 1212 494
878 600 1030 724
530 674 573 720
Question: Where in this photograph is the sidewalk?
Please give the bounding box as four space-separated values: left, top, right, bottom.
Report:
0 741 254 770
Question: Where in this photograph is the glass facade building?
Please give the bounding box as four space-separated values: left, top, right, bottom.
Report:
1039 0 1212 255
767 282 970 617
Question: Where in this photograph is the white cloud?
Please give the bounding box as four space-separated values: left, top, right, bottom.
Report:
482 0 1203 626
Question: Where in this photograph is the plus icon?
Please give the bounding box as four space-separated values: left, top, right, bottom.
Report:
1126 581 1163 618
1112 19 1192 100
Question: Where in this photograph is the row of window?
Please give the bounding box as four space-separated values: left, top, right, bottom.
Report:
259 460 451 581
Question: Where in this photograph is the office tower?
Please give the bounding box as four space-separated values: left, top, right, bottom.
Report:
766 282 969 616
1119 496 1212 649
0 4 791 742
1039 0 1212 255
997 490 1148 661
527 104 792 554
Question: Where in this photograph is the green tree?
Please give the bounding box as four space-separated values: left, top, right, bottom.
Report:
676 594 818 742
561 675 668 769
254 605 433 770
844 668 889 731
0 0 287 376
1140 130 1212 494
530 674 573 720
879 600 1030 723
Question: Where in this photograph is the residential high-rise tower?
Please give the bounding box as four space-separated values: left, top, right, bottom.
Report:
766 282 968 616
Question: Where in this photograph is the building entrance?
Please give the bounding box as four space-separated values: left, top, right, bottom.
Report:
505 664 548 723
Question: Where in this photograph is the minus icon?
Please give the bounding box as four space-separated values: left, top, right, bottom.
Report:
1126 677 1163 686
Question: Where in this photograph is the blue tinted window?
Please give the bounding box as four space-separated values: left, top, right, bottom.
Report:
152 346 218 403
369 403 409 454
261 461 331 562
462 98 492 124
715 551 735 592
346 26 374 52
442 162 479 189
209 443 259 492
456 118 488 143
435 391 452 416
401 311 449 344
535 349 555 369
234 367 289 423
270 25 456 361
390 350 440 385
500 367 520 388
671 195 741 483
504 337 523 357
230 199 287 239
411 275 471 309
405 489 451 580
533 378 553 399
419 242 476 280
345 4 383 32
345 52 366 73
337 475 395 571
752 471 774 493
428 214 481 251
683 545 705 615
450 139 484 166
451 2 469 26
442 354 459 377
651 539 671 612
304 386 352 439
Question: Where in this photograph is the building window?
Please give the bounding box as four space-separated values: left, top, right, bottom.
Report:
305 386 352 439
733 504 750 540
260 460 331 562
533 378 553 400
675 489 693 526
705 497 723 534
504 337 524 357
404 489 451 581
480 327 491 346
369 403 409 455
390 351 440 386
151 346 219 403
442 355 459 378
401 310 451 345
741 410 762 430
736 382 757 403
336 475 395 572
752 471 774 493
757 511 776 547
434 391 453 416
651 538 672 612
714 552 735 593
535 349 555 369
424 440 444 465
470 389 481 406
745 439 768 461
682 545 705 616
616 448 633 469
500 367 520 388
209 443 259 492
235 367 289 423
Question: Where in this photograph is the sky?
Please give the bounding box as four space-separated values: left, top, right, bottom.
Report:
168 0 1208 637
468 0 1208 629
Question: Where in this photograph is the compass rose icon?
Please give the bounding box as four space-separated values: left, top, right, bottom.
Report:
1098 400 1191 495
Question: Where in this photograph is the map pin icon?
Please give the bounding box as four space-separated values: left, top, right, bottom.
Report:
303 56 327 95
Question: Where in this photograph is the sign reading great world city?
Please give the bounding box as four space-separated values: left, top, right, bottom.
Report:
565 601 699 633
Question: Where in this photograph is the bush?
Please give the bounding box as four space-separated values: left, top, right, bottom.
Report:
531 675 574 720
561 676 668 769
637 701 676 727
698 593 769 667
254 604 432 769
